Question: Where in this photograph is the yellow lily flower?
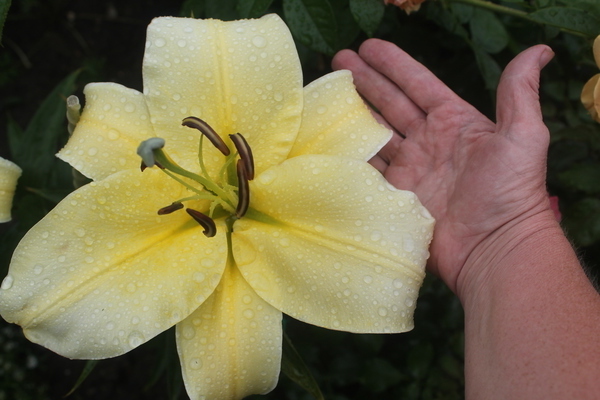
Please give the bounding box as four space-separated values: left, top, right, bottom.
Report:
0 14 434 400
581 35 600 122
0 157 21 223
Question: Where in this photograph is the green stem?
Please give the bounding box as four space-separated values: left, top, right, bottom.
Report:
447 0 588 38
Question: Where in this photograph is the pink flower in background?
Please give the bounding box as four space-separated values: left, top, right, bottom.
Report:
384 0 426 14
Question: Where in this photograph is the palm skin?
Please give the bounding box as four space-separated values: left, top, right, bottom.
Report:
332 39 556 296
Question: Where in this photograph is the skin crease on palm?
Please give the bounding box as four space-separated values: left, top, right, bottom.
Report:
331 40 556 298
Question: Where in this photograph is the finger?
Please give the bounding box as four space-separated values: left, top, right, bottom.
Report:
358 39 464 113
495 45 554 142
332 48 425 135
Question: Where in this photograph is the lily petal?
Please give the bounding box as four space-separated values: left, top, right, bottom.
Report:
288 70 392 161
58 83 156 181
581 73 600 122
233 155 434 333
177 265 281 400
0 169 227 359
143 14 303 176
0 157 21 223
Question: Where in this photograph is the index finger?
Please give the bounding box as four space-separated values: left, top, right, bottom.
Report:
358 39 464 114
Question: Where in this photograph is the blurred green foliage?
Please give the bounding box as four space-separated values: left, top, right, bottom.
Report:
1 0 599 399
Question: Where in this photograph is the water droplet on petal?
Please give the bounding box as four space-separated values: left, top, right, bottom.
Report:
252 35 267 48
189 357 203 370
128 331 145 348
1 275 14 290
154 38 166 47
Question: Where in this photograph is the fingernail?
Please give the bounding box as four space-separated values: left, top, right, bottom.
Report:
539 46 555 68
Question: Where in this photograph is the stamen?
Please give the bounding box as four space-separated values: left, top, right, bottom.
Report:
186 208 217 237
230 133 254 180
157 202 184 215
236 160 250 218
137 137 166 168
182 116 231 156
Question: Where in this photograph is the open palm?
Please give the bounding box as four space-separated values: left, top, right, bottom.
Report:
333 40 555 293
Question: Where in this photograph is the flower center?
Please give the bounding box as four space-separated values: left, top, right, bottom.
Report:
137 117 254 237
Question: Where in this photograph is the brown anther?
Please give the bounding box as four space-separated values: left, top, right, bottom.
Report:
140 160 164 171
186 208 217 237
230 133 254 180
157 202 184 215
182 116 231 156
235 160 250 218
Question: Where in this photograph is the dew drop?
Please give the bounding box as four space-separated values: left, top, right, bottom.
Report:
190 358 203 370
317 105 327 114
378 307 388 317
243 309 255 319
172 93 181 101
252 35 267 48
404 298 414 307
75 228 86 237
154 38 166 47
87 147 98 156
182 325 196 339
193 272 206 283
128 331 145 348
393 278 404 289
33 265 44 275
363 275 373 284
108 129 120 140
1 275 14 290
279 238 290 247
314 225 324 233
126 283 136 293
242 295 252 304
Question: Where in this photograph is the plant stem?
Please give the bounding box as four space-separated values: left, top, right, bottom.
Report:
446 0 588 38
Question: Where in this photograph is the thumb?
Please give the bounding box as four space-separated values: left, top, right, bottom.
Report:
495 45 554 139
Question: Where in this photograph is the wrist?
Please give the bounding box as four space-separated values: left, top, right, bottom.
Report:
455 209 570 307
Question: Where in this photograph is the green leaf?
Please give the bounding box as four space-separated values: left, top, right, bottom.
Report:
450 2 474 25
7 70 80 188
64 360 99 397
180 0 204 17
469 9 509 54
206 0 239 20
349 0 385 37
556 0 600 18
0 0 10 42
529 7 600 37
472 46 502 90
283 0 337 55
562 198 600 246
281 332 324 400
237 0 273 18
558 163 600 193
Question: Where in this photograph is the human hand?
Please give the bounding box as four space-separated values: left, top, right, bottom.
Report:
332 40 557 297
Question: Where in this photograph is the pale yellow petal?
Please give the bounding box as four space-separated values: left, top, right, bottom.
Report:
288 70 391 160
594 35 600 68
0 157 22 223
177 265 281 400
0 169 227 359
233 155 434 333
143 14 303 175
58 83 156 181
581 74 600 122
